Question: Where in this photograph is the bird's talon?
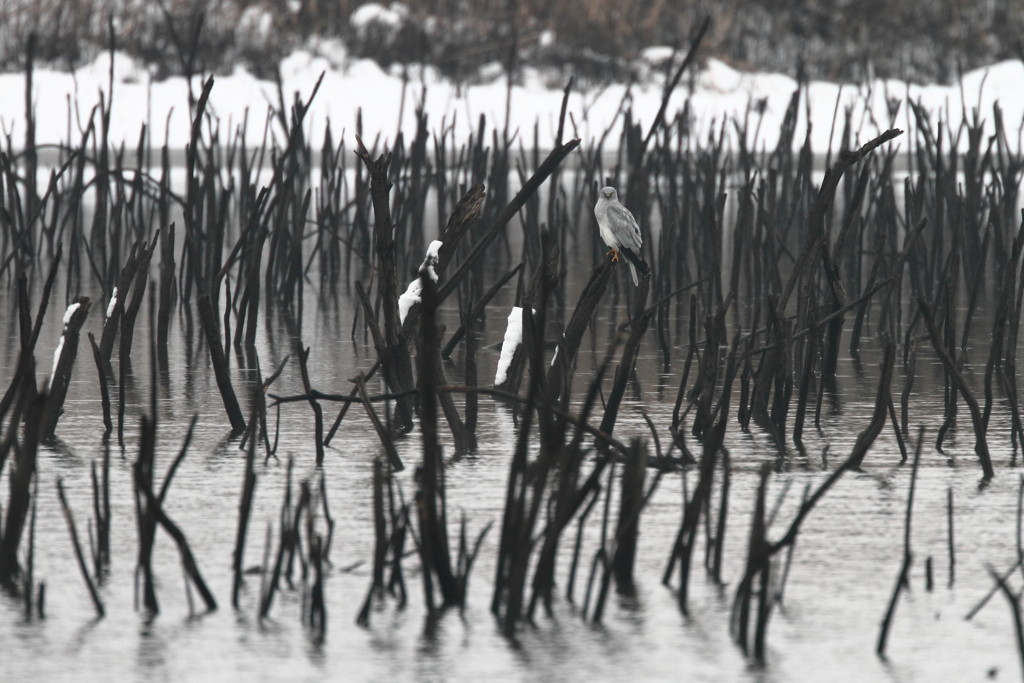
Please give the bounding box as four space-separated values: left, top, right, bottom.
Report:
607 248 619 262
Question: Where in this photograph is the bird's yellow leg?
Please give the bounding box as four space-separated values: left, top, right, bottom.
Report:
606 248 619 262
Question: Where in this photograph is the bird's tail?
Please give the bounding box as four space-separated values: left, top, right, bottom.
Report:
619 247 650 286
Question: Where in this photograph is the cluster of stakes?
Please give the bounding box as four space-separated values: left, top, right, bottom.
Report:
4 20 1024 669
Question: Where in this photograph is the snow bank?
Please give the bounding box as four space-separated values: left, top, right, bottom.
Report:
2 50 1023 154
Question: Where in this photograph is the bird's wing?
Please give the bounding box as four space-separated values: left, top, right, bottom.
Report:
594 197 614 247
606 201 643 252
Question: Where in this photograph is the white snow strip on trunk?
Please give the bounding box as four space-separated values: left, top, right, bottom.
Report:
63 302 81 326
425 239 442 282
105 287 118 319
494 307 523 386
398 278 422 324
51 302 82 385
50 335 65 385
398 240 444 323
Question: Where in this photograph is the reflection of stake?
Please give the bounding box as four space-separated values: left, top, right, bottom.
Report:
57 478 104 618
232 395 259 610
297 347 325 465
990 566 1024 679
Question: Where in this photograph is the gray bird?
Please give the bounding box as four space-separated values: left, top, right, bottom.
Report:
594 186 649 285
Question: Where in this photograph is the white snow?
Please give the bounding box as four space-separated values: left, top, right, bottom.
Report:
350 3 408 33
310 36 348 69
105 287 118 319
398 278 422 324
237 6 275 45
51 302 82 385
640 46 676 66
424 240 442 282
49 305 81 385
62 302 81 326
494 307 523 386
398 240 445 323
50 335 65 385
5 50 1024 157
425 239 442 261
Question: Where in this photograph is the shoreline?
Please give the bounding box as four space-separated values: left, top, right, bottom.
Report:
0 50 1021 156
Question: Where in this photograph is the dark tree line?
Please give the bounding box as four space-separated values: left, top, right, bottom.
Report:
1 0 1020 85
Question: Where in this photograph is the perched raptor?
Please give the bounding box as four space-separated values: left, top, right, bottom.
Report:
594 186 649 285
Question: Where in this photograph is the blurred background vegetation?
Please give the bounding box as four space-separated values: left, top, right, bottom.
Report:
2 0 1021 85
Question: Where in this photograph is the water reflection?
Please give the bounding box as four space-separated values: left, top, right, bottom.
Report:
136 620 170 680
3 214 1024 683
